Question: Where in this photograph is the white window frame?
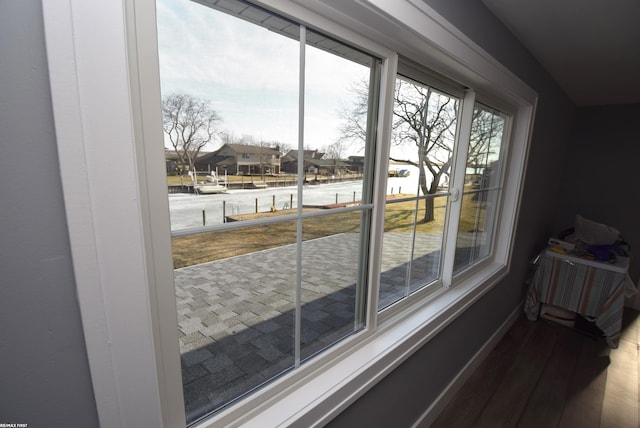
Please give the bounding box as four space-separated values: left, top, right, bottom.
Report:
42 0 537 427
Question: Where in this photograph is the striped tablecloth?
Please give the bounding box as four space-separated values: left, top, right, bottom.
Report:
524 249 628 348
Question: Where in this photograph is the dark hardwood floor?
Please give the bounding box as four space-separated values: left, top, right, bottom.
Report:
431 307 640 428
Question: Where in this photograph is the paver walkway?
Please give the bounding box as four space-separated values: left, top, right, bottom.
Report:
175 232 468 422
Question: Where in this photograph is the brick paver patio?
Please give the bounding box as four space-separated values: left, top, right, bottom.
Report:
174 232 461 422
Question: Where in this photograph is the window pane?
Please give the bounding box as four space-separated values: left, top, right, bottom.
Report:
157 0 299 185
408 196 447 288
300 30 372 208
173 222 297 421
157 0 378 423
389 77 459 193
454 104 507 273
379 75 459 311
300 210 364 360
380 195 447 310
379 199 416 309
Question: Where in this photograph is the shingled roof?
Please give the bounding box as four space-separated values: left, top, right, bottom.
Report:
220 143 281 155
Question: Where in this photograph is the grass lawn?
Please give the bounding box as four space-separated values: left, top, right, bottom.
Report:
167 174 282 185
172 211 359 268
172 192 486 268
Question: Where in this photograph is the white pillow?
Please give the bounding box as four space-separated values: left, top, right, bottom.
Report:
574 214 619 245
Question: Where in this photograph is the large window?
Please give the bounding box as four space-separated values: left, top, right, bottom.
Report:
44 0 536 426
156 1 518 425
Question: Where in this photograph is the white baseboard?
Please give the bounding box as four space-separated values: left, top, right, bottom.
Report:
411 302 524 428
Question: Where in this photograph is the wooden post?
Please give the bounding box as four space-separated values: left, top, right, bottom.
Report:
255 198 258 213
202 210 206 226
335 193 338 204
223 201 226 223
290 194 293 209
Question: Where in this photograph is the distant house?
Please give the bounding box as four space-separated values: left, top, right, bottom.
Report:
195 143 281 175
164 149 181 173
311 158 353 175
282 150 362 175
281 149 326 174
164 149 215 174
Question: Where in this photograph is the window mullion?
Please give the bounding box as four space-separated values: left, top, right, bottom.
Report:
366 54 398 329
441 89 475 287
354 59 382 329
294 25 306 368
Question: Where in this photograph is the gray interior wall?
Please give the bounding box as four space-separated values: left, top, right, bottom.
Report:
555 103 640 284
0 1 99 426
328 0 576 426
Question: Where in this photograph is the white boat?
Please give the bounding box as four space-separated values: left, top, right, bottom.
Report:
195 183 227 194
194 172 227 194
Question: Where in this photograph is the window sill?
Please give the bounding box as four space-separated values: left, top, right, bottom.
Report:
203 261 508 428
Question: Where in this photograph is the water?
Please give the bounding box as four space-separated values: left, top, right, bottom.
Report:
168 171 422 230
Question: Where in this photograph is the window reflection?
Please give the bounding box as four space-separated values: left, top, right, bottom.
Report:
454 104 507 273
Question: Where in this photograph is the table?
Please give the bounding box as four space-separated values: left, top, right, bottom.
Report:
524 248 631 348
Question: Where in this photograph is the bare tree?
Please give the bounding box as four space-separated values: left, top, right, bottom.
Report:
467 108 503 175
336 80 370 146
338 78 458 222
324 140 349 160
162 92 222 174
338 78 504 222
277 142 293 156
391 79 458 222
322 140 350 176
219 130 238 146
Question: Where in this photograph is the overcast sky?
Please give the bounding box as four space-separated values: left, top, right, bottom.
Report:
155 0 371 155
